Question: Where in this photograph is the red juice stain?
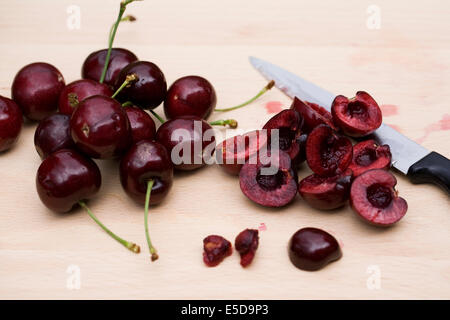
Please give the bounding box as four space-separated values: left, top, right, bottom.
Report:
416 114 450 143
258 223 267 231
380 104 398 117
265 101 283 114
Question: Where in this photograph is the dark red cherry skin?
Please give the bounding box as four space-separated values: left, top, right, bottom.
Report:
34 113 75 159
306 125 353 176
288 227 342 271
81 48 138 88
298 169 353 210
0 96 23 152
156 116 216 170
164 76 216 120
293 133 308 167
114 61 167 109
124 106 156 144
36 149 101 213
70 95 131 159
290 97 336 134
331 91 382 137
203 235 232 267
239 150 298 208
350 169 407 227
349 139 391 177
58 79 112 116
12 62 65 121
235 229 259 267
120 140 173 205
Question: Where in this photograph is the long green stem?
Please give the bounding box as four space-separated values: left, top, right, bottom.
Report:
78 201 140 253
215 80 275 112
100 0 141 84
209 119 238 128
108 15 136 41
144 180 158 261
149 110 165 124
111 73 138 98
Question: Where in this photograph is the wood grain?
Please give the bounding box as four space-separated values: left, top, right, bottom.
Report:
0 0 449 299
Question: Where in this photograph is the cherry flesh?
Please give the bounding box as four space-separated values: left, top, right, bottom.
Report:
288 227 342 271
114 61 167 109
203 235 232 267
306 125 353 176
349 139 391 177
58 79 112 116
298 169 353 210
216 130 267 176
34 113 75 159
331 91 382 137
350 169 407 226
239 150 298 208
290 97 335 134
81 48 138 88
164 76 216 120
0 95 23 152
70 95 131 159
235 229 259 267
12 62 65 121
124 105 156 144
156 116 216 170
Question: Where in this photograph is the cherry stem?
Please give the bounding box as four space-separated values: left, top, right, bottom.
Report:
209 119 238 128
78 201 140 253
144 179 159 261
99 0 141 84
108 15 136 41
121 101 134 107
111 73 138 99
215 80 275 112
149 110 165 124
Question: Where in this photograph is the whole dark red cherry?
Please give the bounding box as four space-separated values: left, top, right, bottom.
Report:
124 106 156 144
120 140 173 205
58 79 112 116
34 113 75 159
288 227 342 271
12 62 65 121
164 76 216 120
114 61 167 109
36 149 101 213
0 95 23 152
70 95 131 159
81 48 138 88
156 116 216 170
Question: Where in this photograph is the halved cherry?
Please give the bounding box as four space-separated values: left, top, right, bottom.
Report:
349 139 391 177
306 125 352 176
298 169 353 210
290 97 335 134
350 169 407 226
331 91 382 137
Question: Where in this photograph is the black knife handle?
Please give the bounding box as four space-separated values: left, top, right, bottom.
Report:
407 152 450 194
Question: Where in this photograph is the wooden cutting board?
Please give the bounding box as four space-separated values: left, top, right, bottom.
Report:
0 0 449 299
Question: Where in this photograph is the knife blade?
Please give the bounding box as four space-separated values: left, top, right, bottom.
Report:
249 56 450 193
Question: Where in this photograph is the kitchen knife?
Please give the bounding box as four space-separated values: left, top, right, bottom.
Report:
249 56 450 194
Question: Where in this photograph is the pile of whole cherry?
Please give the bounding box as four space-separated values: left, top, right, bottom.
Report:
0 0 408 271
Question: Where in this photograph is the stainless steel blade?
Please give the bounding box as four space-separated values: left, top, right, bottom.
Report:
249 56 430 174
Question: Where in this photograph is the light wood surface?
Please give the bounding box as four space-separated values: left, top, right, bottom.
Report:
0 0 449 299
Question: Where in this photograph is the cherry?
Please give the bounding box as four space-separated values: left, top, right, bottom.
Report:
288 227 342 271
203 235 232 267
216 130 268 176
306 125 353 176
36 149 140 252
155 116 216 170
58 79 112 116
350 169 407 226
239 150 298 207
235 229 259 267
12 62 65 121
290 97 336 134
331 91 382 137
114 61 167 109
164 76 216 120
0 95 23 152
34 113 75 159
123 104 156 144
298 169 353 210
294 133 308 167
70 95 131 159
349 139 391 177
120 140 173 261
